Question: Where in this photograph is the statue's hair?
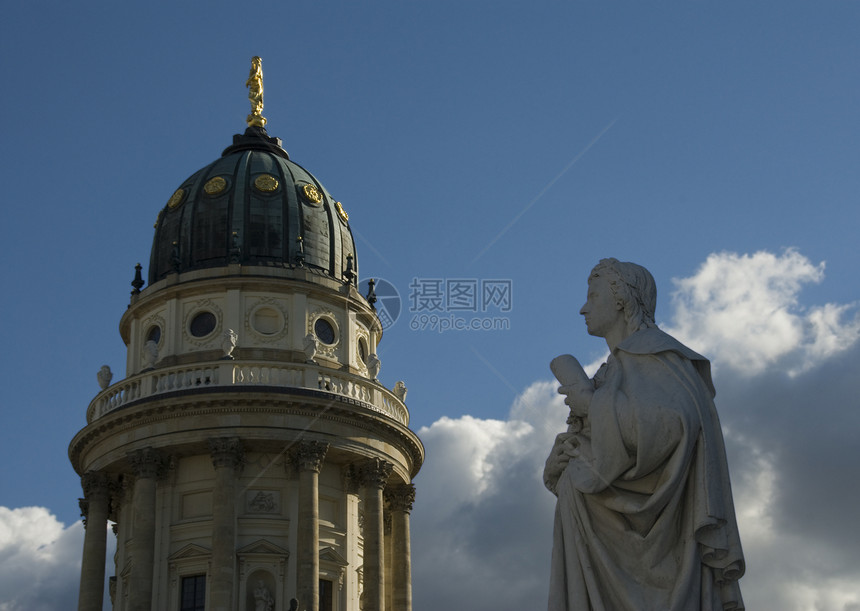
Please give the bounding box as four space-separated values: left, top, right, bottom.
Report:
590 258 658 335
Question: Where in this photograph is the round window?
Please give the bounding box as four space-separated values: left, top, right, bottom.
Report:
146 325 162 344
358 337 368 364
190 311 217 338
252 306 283 335
314 318 336 345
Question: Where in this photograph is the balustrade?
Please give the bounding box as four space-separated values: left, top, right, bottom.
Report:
87 361 409 425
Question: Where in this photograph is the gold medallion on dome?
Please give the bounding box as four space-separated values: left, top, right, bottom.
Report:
254 174 279 193
203 176 227 196
335 201 349 222
302 184 323 204
167 188 186 209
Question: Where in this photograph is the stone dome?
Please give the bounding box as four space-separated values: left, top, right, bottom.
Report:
149 126 357 286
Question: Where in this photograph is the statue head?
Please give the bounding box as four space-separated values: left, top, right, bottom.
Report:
586 258 657 337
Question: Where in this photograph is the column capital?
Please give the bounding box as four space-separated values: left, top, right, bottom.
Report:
208 437 244 470
127 447 166 479
358 458 393 490
385 483 416 514
293 440 330 473
81 471 111 499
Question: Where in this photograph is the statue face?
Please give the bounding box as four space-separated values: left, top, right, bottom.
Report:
580 275 623 338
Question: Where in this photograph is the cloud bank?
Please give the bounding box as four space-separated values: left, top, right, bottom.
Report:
3 249 859 611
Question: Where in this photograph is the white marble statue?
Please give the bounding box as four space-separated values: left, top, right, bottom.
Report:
303 332 318 363
393 380 407 401
543 258 744 610
366 353 381 380
142 340 159 369
221 328 238 359
97 365 113 390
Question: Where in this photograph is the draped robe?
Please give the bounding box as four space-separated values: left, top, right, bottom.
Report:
547 328 744 610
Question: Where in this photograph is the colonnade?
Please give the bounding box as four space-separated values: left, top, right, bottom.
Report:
76 440 415 611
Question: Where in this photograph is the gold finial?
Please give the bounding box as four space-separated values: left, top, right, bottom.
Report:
246 56 267 127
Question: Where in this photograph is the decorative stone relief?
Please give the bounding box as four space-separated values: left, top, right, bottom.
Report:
306 307 339 359
246 490 280 514
245 297 289 342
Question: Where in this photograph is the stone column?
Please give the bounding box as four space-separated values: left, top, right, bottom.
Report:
77 471 111 611
294 440 329 611
359 458 392 611
385 484 415 611
126 448 165 611
208 437 244 611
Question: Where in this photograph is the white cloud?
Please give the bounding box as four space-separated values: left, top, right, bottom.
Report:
667 249 860 376
0 507 83 611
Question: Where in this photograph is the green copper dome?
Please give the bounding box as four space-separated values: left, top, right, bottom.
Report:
148 126 357 286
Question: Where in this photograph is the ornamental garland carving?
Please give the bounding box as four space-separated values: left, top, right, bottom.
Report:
307 307 339 359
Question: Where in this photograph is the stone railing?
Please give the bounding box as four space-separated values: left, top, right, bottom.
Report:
87 361 409 426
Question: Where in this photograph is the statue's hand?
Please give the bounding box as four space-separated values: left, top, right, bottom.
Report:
544 432 578 494
558 383 594 417
551 354 594 417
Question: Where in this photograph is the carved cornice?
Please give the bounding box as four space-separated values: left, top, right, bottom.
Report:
293 440 329 473
127 447 166 479
384 483 416 514
358 458 393 490
208 437 245 470
70 394 424 479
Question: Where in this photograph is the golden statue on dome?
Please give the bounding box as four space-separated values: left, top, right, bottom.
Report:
246 56 267 127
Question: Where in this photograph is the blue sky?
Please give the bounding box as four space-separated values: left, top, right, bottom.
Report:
2 2 860 609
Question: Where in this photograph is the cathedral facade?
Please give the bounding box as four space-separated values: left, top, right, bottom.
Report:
69 59 423 611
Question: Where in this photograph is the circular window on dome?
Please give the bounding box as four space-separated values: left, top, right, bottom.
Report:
314 317 336 345
146 325 162 345
251 306 284 336
189 311 217 338
357 336 368 364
